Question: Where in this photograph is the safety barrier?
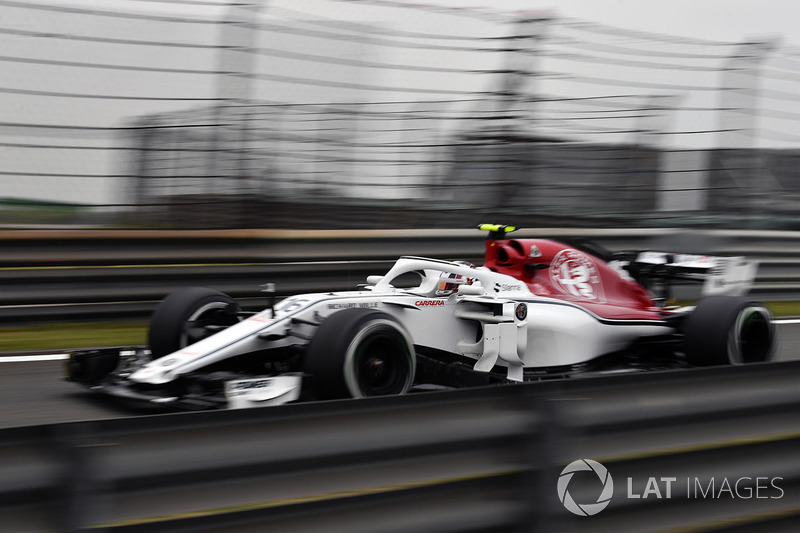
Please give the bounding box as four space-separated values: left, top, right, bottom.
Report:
0 228 797 323
0 361 797 532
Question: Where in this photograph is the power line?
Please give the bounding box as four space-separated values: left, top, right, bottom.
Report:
126 0 231 6
323 0 506 24
538 72 725 92
0 86 223 101
0 170 134 178
548 35 734 61
250 20 495 54
244 45 500 75
0 26 225 49
242 71 487 96
539 49 733 72
0 55 226 75
559 17 739 47
756 88 800 102
268 5 506 42
0 142 126 150
0 0 222 24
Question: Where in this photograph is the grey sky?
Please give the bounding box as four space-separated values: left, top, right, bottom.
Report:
425 0 800 44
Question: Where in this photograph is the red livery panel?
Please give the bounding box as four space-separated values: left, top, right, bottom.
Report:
484 238 662 320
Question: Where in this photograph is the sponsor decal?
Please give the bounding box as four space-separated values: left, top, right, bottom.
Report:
414 300 446 307
227 378 273 393
549 249 604 301
515 303 527 320
493 282 523 293
327 302 379 310
674 254 712 265
529 245 542 258
224 375 302 408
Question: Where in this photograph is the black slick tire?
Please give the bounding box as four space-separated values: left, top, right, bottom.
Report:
304 308 416 400
148 287 240 358
684 295 774 365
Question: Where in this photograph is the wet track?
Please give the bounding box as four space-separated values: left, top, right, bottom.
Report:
0 322 797 430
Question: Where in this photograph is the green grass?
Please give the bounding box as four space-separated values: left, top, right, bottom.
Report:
0 321 147 352
764 301 800 317
0 300 797 353
674 300 799 317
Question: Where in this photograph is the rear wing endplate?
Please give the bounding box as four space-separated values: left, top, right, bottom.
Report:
611 251 758 297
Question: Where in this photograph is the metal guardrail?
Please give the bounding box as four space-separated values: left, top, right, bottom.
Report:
0 361 797 532
0 228 797 323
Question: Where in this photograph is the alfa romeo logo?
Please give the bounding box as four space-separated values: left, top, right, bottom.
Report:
557 459 614 516
550 249 604 301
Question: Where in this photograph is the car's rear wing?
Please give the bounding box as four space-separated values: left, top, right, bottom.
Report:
610 251 759 298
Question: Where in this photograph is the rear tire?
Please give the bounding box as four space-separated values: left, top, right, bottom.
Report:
304 308 416 400
148 287 241 358
684 296 774 365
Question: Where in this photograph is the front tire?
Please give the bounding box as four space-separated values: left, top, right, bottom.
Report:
304 308 416 400
148 287 241 358
684 296 774 365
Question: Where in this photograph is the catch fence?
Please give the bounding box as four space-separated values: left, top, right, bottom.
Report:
1 1 799 229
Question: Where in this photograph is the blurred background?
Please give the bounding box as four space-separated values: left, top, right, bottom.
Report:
0 0 798 230
0 5 798 531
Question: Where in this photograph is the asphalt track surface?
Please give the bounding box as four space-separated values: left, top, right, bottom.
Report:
0 322 797 430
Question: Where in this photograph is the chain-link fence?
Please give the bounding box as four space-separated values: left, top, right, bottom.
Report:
1 1 798 229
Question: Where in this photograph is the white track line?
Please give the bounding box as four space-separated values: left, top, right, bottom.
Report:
1 354 69 362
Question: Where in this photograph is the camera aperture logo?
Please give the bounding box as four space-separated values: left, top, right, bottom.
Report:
557 459 614 516
557 459 785 517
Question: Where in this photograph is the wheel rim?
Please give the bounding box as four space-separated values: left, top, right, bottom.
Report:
729 306 773 364
345 320 414 397
180 302 236 347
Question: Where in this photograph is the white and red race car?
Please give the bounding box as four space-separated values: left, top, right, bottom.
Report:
66 225 775 409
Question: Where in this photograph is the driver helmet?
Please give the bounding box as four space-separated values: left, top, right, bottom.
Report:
435 262 475 296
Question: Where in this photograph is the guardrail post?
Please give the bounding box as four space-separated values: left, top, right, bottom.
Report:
51 422 106 532
519 391 569 532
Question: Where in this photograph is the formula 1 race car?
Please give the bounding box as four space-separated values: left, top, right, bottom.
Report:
66 225 775 410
